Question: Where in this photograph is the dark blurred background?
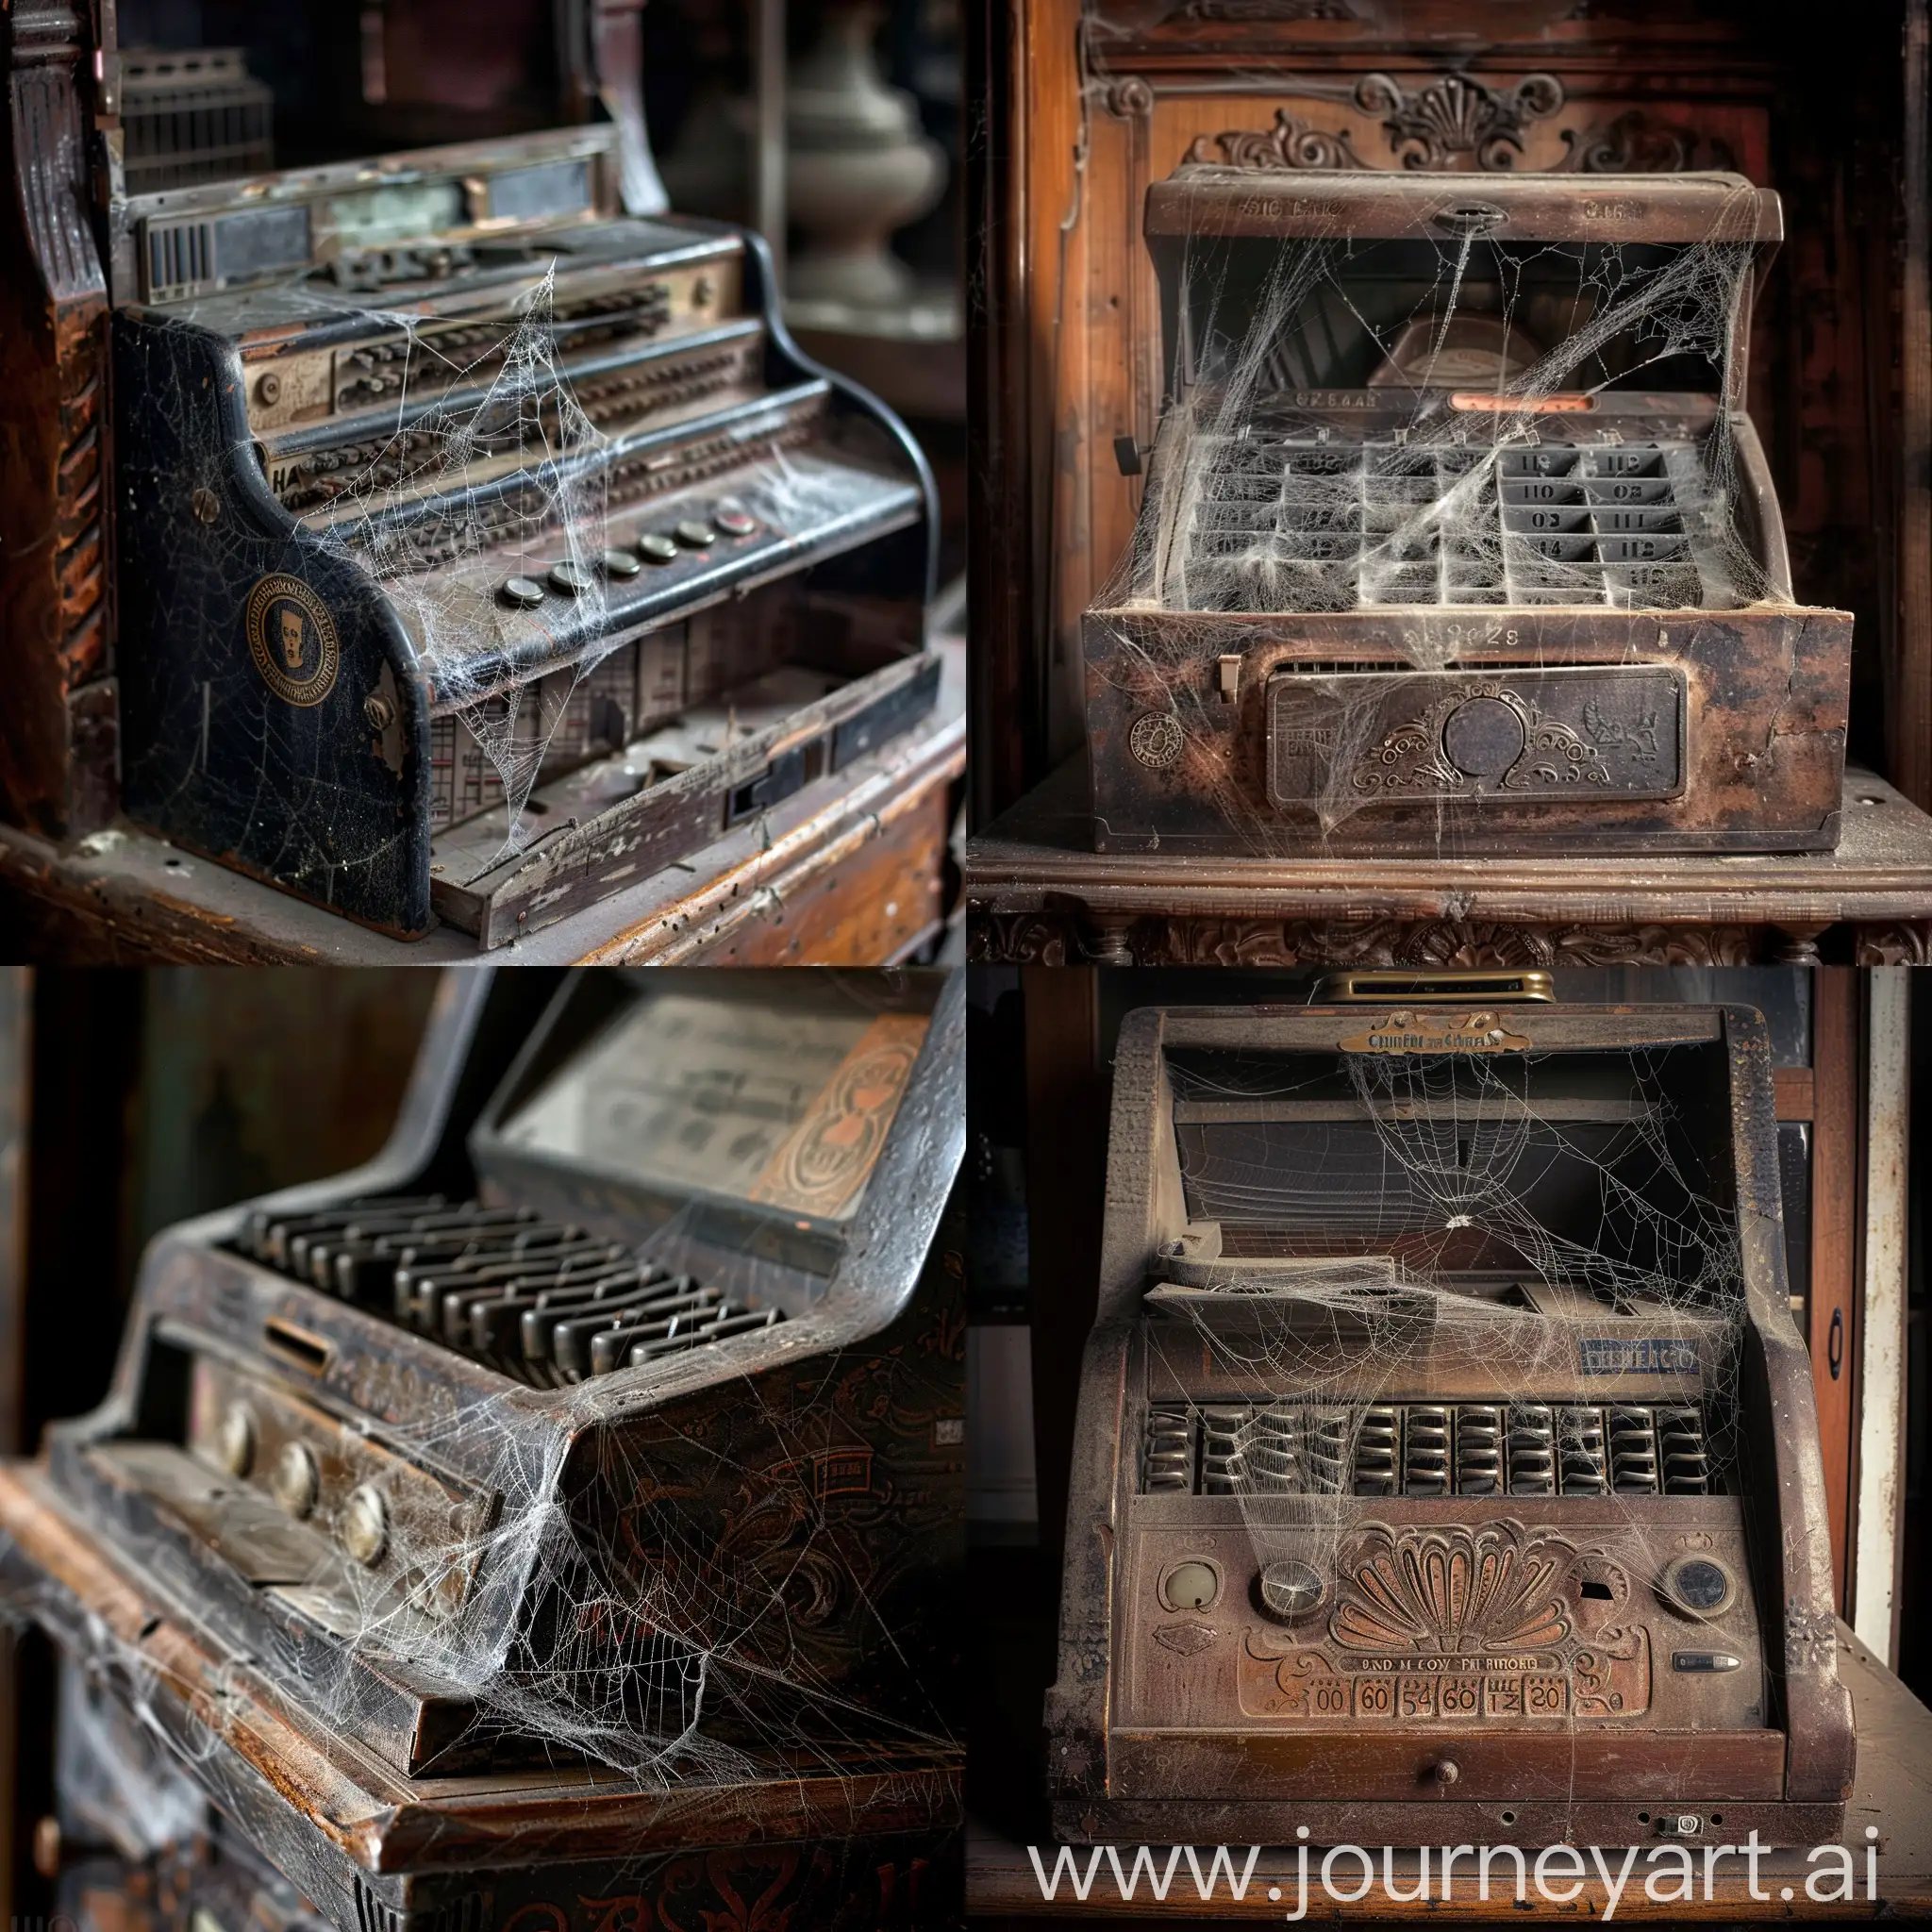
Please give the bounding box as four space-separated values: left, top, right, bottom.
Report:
0 968 441 1925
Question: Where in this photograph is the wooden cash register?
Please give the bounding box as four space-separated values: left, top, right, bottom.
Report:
1045 996 1852 1846
0 968 967 1926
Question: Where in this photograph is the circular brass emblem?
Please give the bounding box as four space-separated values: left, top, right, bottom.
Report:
1129 710 1184 769
245 574 341 707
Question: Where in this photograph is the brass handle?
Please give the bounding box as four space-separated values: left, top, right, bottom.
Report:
1310 970 1556 1005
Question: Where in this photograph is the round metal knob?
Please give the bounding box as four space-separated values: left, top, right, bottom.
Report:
256 372 282 405
637 532 679 565
1159 1560 1220 1612
216 1403 256 1477
341 1485 389 1567
1441 695 1525 781
1432 1758 1460 1786
1257 1558 1325 1622
271 1441 319 1518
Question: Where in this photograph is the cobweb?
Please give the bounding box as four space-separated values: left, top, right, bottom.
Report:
309 267 612 863
1091 170 1790 844
1131 1027 1762 1763
279 268 863 877
0 976 962 1881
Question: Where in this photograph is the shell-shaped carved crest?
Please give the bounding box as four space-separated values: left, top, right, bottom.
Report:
1331 1523 1572 1654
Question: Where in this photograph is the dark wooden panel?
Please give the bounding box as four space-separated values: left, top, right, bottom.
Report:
1809 965 1860 1607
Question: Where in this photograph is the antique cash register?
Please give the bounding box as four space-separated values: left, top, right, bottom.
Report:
0 968 966 1927
110 119 939 942
1044 996 1852 1847
1085 169 1852 857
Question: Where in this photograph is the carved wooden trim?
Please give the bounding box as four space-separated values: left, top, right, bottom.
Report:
1165 1 1361 18
969 911 1770 967
1187 107 1362 170
966 911 1078 965
1852 922 1932 966
1356 71 1566 173
1 0 115 836
1557 109 1737 175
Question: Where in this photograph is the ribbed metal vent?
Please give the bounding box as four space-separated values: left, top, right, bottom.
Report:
1144 1408 1193 1491
239 1194 780 1387
1557 1406 1608 1495
1455 1405 1504 1495
1143 1399 1711 1497
1403 1406 1451 1495
1657 1405 1710 1493
1507 1404 1557 1494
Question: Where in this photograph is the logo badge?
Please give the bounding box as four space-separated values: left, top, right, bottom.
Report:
245 574 341 707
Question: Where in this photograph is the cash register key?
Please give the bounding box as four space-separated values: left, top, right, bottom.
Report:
341 1485 389 1567
216 1404 256 1477
271 1442 319 1519
714 508 758 539
675 519 717 549
600 548 642 578
637 532 680 565
547 560 593 595
497 575 545 608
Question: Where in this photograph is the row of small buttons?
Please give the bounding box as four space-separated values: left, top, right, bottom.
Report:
496 507 760 608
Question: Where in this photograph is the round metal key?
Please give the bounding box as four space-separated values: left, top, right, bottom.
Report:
600 547 642 578
637 532 679 565
714 508 757 539
674 519 716 549
497 575 545 608
547 560 593 595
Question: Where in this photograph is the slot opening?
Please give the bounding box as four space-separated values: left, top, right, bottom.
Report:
263 1319 332 1375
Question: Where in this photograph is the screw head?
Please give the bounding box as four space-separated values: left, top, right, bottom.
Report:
271 1441 319 1518
362 693 395 731
1433 1759 1460 1786
257 371 283 405
341 1484 388 1567
216 1403 256 1476
191 486 221 525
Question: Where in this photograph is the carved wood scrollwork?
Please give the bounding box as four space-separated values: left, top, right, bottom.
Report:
1557 110 1738 175
1853 922 1932 965
971 915 1760 968
1188 108 1363 171
3 0 115 835
1356 72 1566 173
1148 919 1762 969
1185 84 1735 182
1168 1 1361 18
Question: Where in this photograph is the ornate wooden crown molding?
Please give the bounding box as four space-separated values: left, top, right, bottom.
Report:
1187 70 1568 172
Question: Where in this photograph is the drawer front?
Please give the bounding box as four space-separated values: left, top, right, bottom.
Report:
1267 665 1687 810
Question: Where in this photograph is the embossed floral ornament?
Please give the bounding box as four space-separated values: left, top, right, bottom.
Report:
1331 1524 1571 1654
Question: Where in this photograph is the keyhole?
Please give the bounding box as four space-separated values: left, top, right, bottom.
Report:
1827 1307 1844 1380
